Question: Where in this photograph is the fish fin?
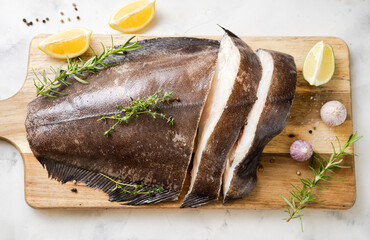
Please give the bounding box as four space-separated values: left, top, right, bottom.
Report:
238 147 263 177
38 158 179 204
123 190 179 206
180 193 217 208
222 148 262 204
222 176 257 204
222 196 234 204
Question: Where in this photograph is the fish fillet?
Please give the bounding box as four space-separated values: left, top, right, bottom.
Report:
181 30 262 208
222 49 297 203
25 37 219 205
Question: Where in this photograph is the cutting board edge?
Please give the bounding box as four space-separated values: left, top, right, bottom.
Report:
24 196 356 210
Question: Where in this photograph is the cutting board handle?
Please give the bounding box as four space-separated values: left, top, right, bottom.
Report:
0 73 32 151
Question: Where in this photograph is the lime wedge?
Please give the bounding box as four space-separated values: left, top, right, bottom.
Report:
303 41 335 86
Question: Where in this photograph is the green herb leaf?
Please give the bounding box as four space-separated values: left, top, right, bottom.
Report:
281 132 362 231
97 89 179 136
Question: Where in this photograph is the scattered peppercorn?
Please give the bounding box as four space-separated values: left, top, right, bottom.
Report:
60 12 64 16
313 127 316 130
179 144 183 148
61 19 64 23
46 17 49 21
288 134 295 138
22 18 27 23
73 3 76 7
68 17 71 22
29 21 33 26
35 18 39 22
42 20 46 23
75 7 78 11
71 188 78 193
309 130 313 134
76 16 80 20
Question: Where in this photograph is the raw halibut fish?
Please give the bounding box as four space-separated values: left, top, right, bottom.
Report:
181 30 262 208
25 37 220 205
222 49 297 203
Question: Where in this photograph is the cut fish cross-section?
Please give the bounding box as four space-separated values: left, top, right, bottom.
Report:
222 49 297 203
181 29 262 208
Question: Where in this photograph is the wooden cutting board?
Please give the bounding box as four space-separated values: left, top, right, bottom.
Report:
0 34 354 209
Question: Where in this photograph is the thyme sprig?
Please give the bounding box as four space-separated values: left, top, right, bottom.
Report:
282 132 362 231
98 89 178 136
33 36 141 98
99 173 164 196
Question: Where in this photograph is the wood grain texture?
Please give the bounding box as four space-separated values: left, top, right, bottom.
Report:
0 34 354 209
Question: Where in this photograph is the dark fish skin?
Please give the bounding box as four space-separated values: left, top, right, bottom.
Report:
223 49 297 203
181 30 262 208
25 37 220 205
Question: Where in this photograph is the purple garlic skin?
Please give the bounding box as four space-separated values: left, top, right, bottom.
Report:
290 140 313 162
320 100 347 127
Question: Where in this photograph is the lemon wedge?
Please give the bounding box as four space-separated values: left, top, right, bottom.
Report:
303 41 335 86
38 28 92 59
109 0 156 33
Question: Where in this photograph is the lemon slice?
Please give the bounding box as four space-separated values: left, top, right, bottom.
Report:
109 0 156 33
38 28 93 59
303 41 335 86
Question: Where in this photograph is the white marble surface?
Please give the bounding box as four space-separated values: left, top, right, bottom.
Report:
0 0 369 239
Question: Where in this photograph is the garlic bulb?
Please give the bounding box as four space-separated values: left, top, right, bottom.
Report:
320 101 347 127
290 140 313 162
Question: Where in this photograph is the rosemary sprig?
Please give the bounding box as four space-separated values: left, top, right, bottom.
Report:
98 89 178 136
99 173 164 196
282 132 362 231
33 36 142 98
